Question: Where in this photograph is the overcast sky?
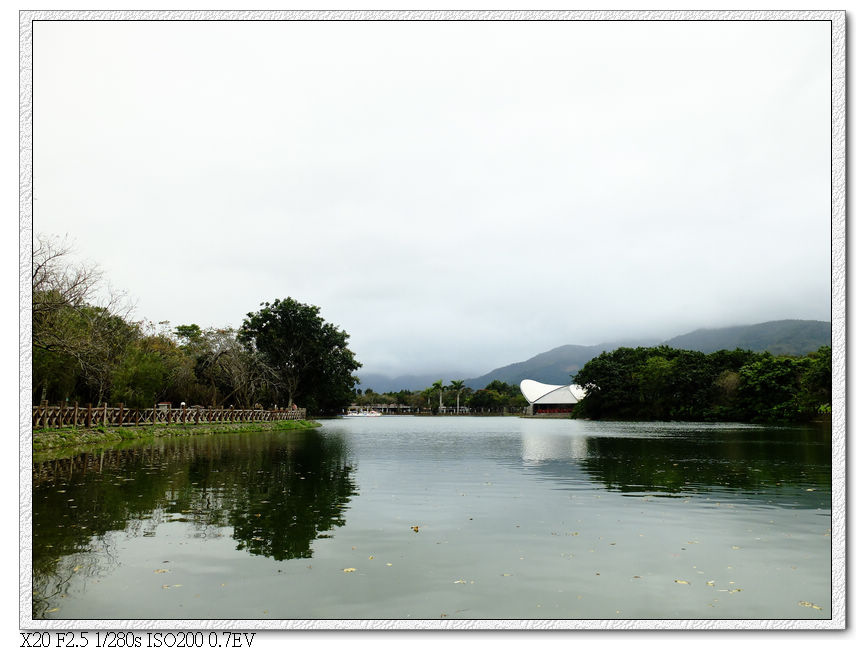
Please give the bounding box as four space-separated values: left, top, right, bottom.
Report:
32 18 831 378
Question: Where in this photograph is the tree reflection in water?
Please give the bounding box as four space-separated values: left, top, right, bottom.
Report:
32 430 357 615
518 423 830 505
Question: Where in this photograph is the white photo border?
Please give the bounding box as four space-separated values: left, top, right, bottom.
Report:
19 8 847 631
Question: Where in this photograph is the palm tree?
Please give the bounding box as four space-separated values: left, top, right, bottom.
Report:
450 379 466 415
431 380 444 413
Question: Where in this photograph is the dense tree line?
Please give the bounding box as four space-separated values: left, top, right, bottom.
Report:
353 379 527 414
572 345 831 423
32 235 360 415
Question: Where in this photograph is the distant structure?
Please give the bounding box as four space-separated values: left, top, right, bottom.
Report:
519 379 586 416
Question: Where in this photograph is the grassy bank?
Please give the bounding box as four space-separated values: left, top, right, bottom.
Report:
32 419 321 455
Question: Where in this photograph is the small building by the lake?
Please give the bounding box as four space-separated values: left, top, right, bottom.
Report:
520 379 586 416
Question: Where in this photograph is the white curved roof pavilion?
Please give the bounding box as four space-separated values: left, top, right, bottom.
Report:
520 379 586 415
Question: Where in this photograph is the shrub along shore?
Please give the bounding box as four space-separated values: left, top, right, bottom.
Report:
32 418 321 456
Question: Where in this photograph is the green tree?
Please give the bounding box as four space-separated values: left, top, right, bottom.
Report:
449 379 466 413
574 344 830 423
484 380 521 398
32 346 78 404
636 355 676 419
799 346 831 413
737 355 808 421
174 323 204 344
238 297 361 414
467 388 506 412
110 334 187 408
573 347 647 419
431 380 444 413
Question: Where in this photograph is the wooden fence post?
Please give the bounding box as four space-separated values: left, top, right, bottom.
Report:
40 400 48 429
86 403 92 428
118 403 124 427
73 402 79 427
182 403 187 424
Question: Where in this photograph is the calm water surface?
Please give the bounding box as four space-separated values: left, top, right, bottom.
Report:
32 417 832 620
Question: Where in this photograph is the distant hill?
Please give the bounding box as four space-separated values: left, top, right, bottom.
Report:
464 338 658 389
360 319 831 393
664 319 831 356
356 372 468 393
464 320 830 389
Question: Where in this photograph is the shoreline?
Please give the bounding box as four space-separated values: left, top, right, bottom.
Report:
32 419 322 458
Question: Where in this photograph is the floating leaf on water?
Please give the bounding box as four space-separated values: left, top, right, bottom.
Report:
410 526 419 533
154 569 169 574
798 601 823 610
502 573 512 577
706 581 715 586
343 568 356 573
46 608 59 613
368 556 374 560
731 546 741 550
454 579 466 584
72 565 81 573
386 563 393 567
674 580 690 585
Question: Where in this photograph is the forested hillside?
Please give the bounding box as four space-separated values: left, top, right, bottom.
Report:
665 320 830 356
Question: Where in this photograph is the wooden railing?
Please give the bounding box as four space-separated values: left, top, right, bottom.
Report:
32 401 307 430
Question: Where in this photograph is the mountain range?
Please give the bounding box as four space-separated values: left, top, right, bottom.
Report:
357 319 831 392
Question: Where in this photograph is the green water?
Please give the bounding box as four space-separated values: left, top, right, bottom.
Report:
31 417 832 621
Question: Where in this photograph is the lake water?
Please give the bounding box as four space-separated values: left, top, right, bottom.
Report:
31 416 832 622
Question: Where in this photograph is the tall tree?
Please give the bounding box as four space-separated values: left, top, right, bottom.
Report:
238 297 360 414
449 379 466 414
431 380 444 413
